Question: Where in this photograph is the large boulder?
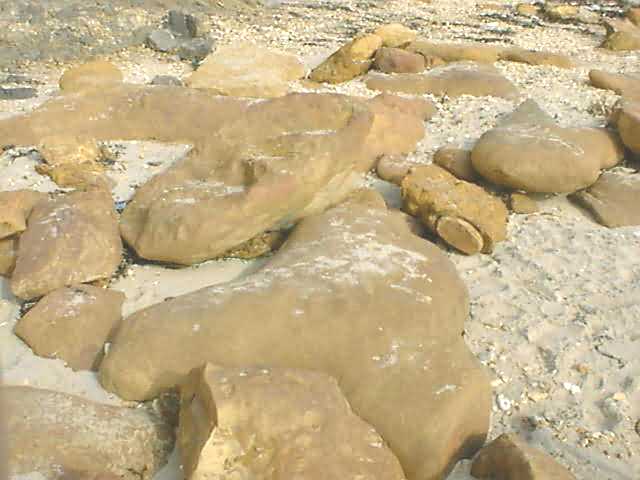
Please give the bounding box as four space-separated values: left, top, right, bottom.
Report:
10 190 122 300
471 100 624 193
179 364 406 480
589 70 640 101
14 285 125 370
0 189 47 239
610 99 640 154
5 386 174 480
602 19 640 51
99 192 491 480
309 34 382 83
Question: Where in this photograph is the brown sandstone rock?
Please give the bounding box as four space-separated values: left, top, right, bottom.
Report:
309 34 383 83
179 364 406 480
571 171 640 227
402 165 508 254
471 100 624 193
629 8 640 27
99 192 491 480
0 189 47 239
544 3 579 21
14 285 125 370
10 190 122 300
602 19 640 51
374 47 426 74
366 63 519 99
222 230 286 259
376 154 413 185
589 70 640 101
509 193 539 214
5 386 174 480
433 146 478 182
0 237 17 276
516 3 539 16
186 43 305 98
471 433 576 480
499 47 573 68
59 60 124 93
611 99 640 154
373 23 417 48
368 93 437 120
407 41 503 63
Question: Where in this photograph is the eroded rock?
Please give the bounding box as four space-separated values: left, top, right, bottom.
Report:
376 154 413 185
59 60 124 93
374 23 417 48
99 192 491 480
179 364 406 480
602 19 640 51
611 99 640 154
309 34 382 83
5 386 174 480
589 70 640 101
374 47 425 74
0 237 17 276
0 189 47 239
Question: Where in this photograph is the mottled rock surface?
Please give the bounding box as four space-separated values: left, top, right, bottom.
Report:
59 61 124 93
0 189 46 239
310 34 382 83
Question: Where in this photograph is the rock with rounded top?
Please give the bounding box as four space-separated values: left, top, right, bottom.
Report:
309 34 382 83
509 192 539 214
611 99 640 154
99 191 491 480
0 189 47 239
433 146 478 182
0 238 17 276
5 386 174 480
59 61 123 93
589 70 640 101
471 100 624 193
368 92 437 120
402 164 508 254
374 47 425 74
407 40 503 63
543 3 579 21
376 154 413 185
14 285 125 371
602 19 640 51
179 364 406 480
373 23 417 48
471 433 576 480
146 29 178 53
499 47 573 68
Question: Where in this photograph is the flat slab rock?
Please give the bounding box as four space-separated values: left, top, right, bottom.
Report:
179 364 406 480
571 171 640 228
5 386 174 480
99 191 491 480
471 100 623 193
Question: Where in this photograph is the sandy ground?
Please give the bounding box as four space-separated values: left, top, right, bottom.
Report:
1 0 639 479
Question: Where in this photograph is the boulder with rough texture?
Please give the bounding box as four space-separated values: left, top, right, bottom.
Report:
571 171 640 227
179 364 406 480
374 23 417 47
10 190 122 300
59 61 124 93
589 70 640 101
186 42 305 97
509 193 539 214
471 433 576 480
610 99 640 154
0 190 46 239
5 386 174 480
14 285 125 370
602 19 640 51
433 146 478 182
366 63 519 99
402 165 508 254
471 100 624 193
99 192 491 480
374 47 425 74
0 238 17 276
309 34 382 83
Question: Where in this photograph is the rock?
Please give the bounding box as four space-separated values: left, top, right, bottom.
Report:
602 19 640 51
186 42 305 97
10 190 122 300
509 193 539 214
368 92 437 120
471 433 576 480
402 165 508 254
544 3 579 21
571 171 640 227
407 40 503 63
14 285 125 370
516 3 539 16
433 146 478 182
60 473 120 480
629 8 640 26
99 192 491 480
179 364 406 480
374 47 425 74
471 100 624 193
376 154 413 185
0 86 37 100
309 34 382 83
589 70 640 101
0 189 47 239
499 47 573 68
36 161 112 191
222 230 286 259
167 10 198 38
366 63 519 100
38 134 101 166
611 99 640 154
146 29 178 53
177 38 214 62
5 386 174 480
59 61 124 93
0 237 17 276
373 23 417 47
151 75 184 86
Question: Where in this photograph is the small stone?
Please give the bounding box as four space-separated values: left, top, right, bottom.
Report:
167 10 198 38
602 19 640 51
178 38 215 62
376 154 413 185
0 87 37 100
509 193 538 214
496 394 512 411
374 47 425 74
146 30 178 53
150 75 183 86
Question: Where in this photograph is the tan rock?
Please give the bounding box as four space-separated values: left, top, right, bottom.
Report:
366 63 519 100
571 171 640 228
14 285 124 370
589 70 640 101
179 364 406 480
10 190 122 300
376 154 413 185
433 146 478 182
611 99 640 154
35 162 113 191
60 473 121 480
471 433 576 480
402 165 508 254
222 230 286 259
544 3 579 21
509 192 539 214
471 100 624 193
99 192 491 480
0 189 47 239
516 3 539 16
0 237 17 276
368 92 437 120
374 47 425 74
499 47 573 68
373 23 417 48
309 34 382 83
38 135 101 166
407 40 503 63
186 43 305 98
629 8 640 27
59 60 123 93
5 386 174 480
602 19 640 51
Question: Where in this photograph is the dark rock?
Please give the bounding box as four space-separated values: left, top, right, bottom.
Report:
0 87 37 100
167 10 198 38
150 75 183 86
177 37 214 62
146 30 178 53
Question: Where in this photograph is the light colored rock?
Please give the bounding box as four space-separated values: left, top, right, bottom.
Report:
509 193 539 214
222 230 286 259
14 285 125 370
59 61 123 93
373 23 417 47
99 192 491 480
589 70 640 101
0 237 17 276
374 47 425 73
471 100 624 193
186 42 305 97
433 146 478 182
35 162 113 191
402 165 508 254
471 433 576 480
0 189 47 239
367 92 437 120
5 386 174 480
309 34 382 83
376 154 412 185
10 190 122 300
544 3 579 21
602 19 640 51
629 8 640 26
499 47 573 68
38 135 101 167
611 99 640 154
516 3 539 16
407 40 503 63
179 364 406 480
